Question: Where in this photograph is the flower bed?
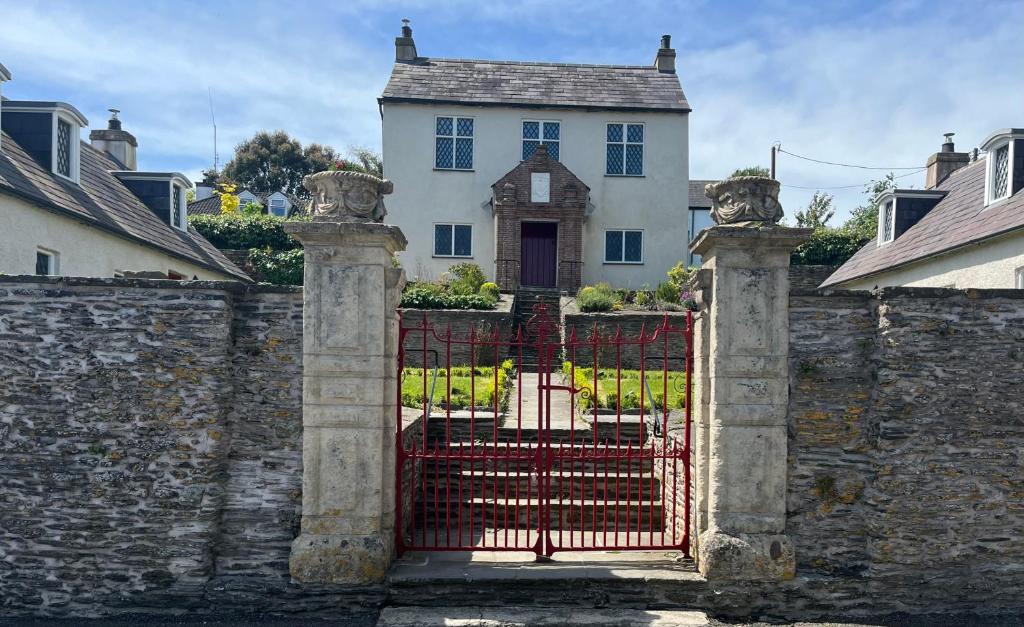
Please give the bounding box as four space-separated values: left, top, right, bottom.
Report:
562 363 687 412
402 360 514 412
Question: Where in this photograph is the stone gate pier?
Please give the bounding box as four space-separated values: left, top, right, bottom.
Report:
690 177 811 581
284 171 406 584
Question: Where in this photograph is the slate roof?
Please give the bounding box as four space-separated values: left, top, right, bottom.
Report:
188 190 301 216
381 58 690 112
0 131 249 280
689 180 717 208
822 157 1024 287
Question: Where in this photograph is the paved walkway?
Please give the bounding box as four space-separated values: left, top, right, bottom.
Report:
504 371 576 431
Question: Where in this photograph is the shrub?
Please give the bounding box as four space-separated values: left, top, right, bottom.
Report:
189 213 301 251
633 284 655 309
400 286 449 309
449 262 486 295
443 293 497 310
791 227 867 266
479 281 500 301
577 283 617 312
655 281 680 304
667 261 698 290
249 248 304 286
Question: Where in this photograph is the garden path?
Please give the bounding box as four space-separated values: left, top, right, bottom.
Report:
503 372 576 431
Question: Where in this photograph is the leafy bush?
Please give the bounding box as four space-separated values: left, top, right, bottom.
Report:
791 227 868 266
190 213 301 251
479 281 500 300
577 283 618 312
667 261 698 290
449 262 486 295
633 284 654 309
655 281 680 304
730 166 770 177
400 286 496 310
249 248 304 286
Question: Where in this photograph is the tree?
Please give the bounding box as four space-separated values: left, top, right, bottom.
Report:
793 191 835 229
843 173 897 241
222 131 339 199
731 166 770 177
348 147 383 178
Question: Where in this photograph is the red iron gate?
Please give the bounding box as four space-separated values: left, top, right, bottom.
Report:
395 305 692 557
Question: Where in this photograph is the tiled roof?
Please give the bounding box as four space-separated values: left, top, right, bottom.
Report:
822 158 1024 287
381 58 690 112
0 131 249 280
689 180 717 208
187 190 300 216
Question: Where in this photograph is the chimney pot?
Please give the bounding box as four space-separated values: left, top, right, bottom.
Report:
89 108 138 170
395 19 418 62
654 34 676 73
925 131 969 189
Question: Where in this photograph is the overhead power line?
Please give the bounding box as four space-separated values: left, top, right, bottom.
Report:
779 167 927 191
776 147 922 170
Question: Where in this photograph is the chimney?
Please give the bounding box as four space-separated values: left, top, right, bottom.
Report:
395 19 418 62
194 169 218 201
925 132 969 189
654 34 676 73
89 109 138 170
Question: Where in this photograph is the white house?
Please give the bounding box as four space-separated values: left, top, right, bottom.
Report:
0 65 248 281
823 130 1024 290
188 185 299 218
380 23 692 291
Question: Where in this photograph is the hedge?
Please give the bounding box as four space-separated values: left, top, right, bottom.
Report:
189 213 302 251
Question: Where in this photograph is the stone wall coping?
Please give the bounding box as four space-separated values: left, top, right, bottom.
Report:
789 285 1024 300
0 274 302 294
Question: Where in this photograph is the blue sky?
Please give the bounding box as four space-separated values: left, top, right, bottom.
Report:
1 0 1021 222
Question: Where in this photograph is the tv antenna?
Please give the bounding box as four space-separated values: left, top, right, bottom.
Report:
208 87 219 172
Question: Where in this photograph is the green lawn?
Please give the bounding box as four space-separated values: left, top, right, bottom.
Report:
402 360 514 411
562 363 688 412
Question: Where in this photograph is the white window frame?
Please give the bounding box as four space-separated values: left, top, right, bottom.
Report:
877 198 896 245
606 122 645 177
52 113 80 184
1016 266 1024 289
269 196 287 217
432 223 473 258
434 115 474 171
35 247 60 275
170 183 188 231
522 120 560 161
985 140 1014 206
603 229 644 264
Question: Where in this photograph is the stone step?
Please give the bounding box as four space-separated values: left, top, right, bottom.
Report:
414 498 665 531
377 606 709 626
419 470 661 500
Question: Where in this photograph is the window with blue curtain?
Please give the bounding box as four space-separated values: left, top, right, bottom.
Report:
436 116 474 170
434 224 473 257
522 120 560 161
606 123 644 176
604 229 643 263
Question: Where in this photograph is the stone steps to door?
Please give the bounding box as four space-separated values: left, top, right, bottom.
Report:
420 470 660 500
414 498 665 531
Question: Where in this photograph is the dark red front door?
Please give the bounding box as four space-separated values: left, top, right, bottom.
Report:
521 222 557 288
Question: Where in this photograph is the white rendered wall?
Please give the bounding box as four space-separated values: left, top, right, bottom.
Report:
382 102 689 288
0 195 236 280
839 231 1024 290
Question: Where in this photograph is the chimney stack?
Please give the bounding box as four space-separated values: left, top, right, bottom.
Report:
395 19 418 62
654 34 676 73
89 109 138 170
925 132 969 189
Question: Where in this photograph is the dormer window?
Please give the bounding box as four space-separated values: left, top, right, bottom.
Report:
981 129 1024 206
171 184 187 230
989 143 1010 203
878 199 895 244
51 113 82 183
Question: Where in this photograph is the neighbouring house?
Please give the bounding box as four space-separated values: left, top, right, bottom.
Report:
688 179 716 266
188 182 299 218
0 69 248 281
823 130 1024 290
380 22 693 291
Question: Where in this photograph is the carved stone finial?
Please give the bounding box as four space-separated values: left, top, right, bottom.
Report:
705 176 783 225
303 170 393 223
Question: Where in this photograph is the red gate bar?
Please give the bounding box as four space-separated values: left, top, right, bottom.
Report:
395 305 693 556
